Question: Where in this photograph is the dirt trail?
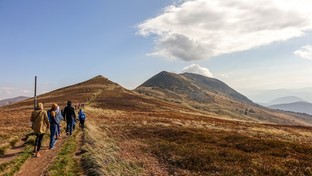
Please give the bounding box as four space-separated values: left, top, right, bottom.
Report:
15 133 69 176
0 140 25 165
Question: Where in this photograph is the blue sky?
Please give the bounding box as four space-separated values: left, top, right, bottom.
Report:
1 0 312 102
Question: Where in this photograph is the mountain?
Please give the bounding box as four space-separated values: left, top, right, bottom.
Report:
182 72 253 104
135 71 312 125
266 96 307 106
0 96 29 107
136 71 253 104
269 101 312 115
1 75 188 117
245 88 312 103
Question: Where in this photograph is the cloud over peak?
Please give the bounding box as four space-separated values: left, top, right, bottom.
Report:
138 0 312 61
182 64 213 78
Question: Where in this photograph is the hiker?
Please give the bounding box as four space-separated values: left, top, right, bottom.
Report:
63 101 76 135
47 103 59 149
30 102 49 157
78 108 86 130
55 106 63 139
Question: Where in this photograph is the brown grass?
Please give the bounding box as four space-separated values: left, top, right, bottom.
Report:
125 125 312 175
83 101 312 176
81 117 143 176
1 76 312 175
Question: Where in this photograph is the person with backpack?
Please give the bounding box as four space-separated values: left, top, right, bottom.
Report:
78 108 86 130
63 101 76 136
47 103 59 149
30 102 49 157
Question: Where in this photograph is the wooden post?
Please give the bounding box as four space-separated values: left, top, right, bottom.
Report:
34 76 37 110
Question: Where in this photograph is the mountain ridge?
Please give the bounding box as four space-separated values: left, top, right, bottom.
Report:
0 96 29 107
266 96 307 106
136 71 312 126
269 101 312 115
2 73 312 127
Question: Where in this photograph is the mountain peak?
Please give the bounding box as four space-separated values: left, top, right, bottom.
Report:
137 71 253 104
81 75 112 85
91 75 108 80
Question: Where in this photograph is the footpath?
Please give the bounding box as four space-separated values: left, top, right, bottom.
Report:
15 132 68 176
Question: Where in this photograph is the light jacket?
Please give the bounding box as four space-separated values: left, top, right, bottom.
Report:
55 108 63 123
30 110 49 134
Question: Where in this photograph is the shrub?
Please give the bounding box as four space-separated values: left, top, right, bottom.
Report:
0 144 10 156
9 136 19 147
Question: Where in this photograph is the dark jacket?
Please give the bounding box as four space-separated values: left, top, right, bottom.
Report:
63 105 76 122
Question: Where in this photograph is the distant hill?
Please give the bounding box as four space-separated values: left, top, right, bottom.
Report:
266 96 307 106
0 96 29 107
135 71 312 125
246 88 312 103
136 71 253 104
269 101 312 115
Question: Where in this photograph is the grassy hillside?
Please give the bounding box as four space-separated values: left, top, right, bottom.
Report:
136 71 312 126
1 75 312 175
84 98 312 175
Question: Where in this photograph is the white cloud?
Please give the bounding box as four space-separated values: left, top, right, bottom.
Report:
21 89 30 94
220 73 229 79
294 45 312 60
182 64 213 77
138 0 312 61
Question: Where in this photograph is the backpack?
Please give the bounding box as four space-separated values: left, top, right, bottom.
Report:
79 110 86 120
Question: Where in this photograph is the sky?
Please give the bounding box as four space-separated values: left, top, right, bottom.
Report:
1 0 312 102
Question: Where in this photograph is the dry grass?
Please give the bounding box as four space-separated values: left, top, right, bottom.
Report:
81 116 143 176
87 87 312 175
1 76 312 175
83 101 312 176
126 125 312 175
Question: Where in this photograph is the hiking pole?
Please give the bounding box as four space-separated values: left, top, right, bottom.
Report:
34 76 37 110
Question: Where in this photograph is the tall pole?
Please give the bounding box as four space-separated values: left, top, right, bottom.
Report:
34 76 37 110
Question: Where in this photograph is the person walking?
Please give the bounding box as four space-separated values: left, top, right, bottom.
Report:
78 108 86 130
47 103 59 149
63 101 76 135
55 106 63 139
30 103 49 157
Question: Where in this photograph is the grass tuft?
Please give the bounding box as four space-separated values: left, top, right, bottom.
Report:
0 145 10 156
81 153 102 176
9 136 19 147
